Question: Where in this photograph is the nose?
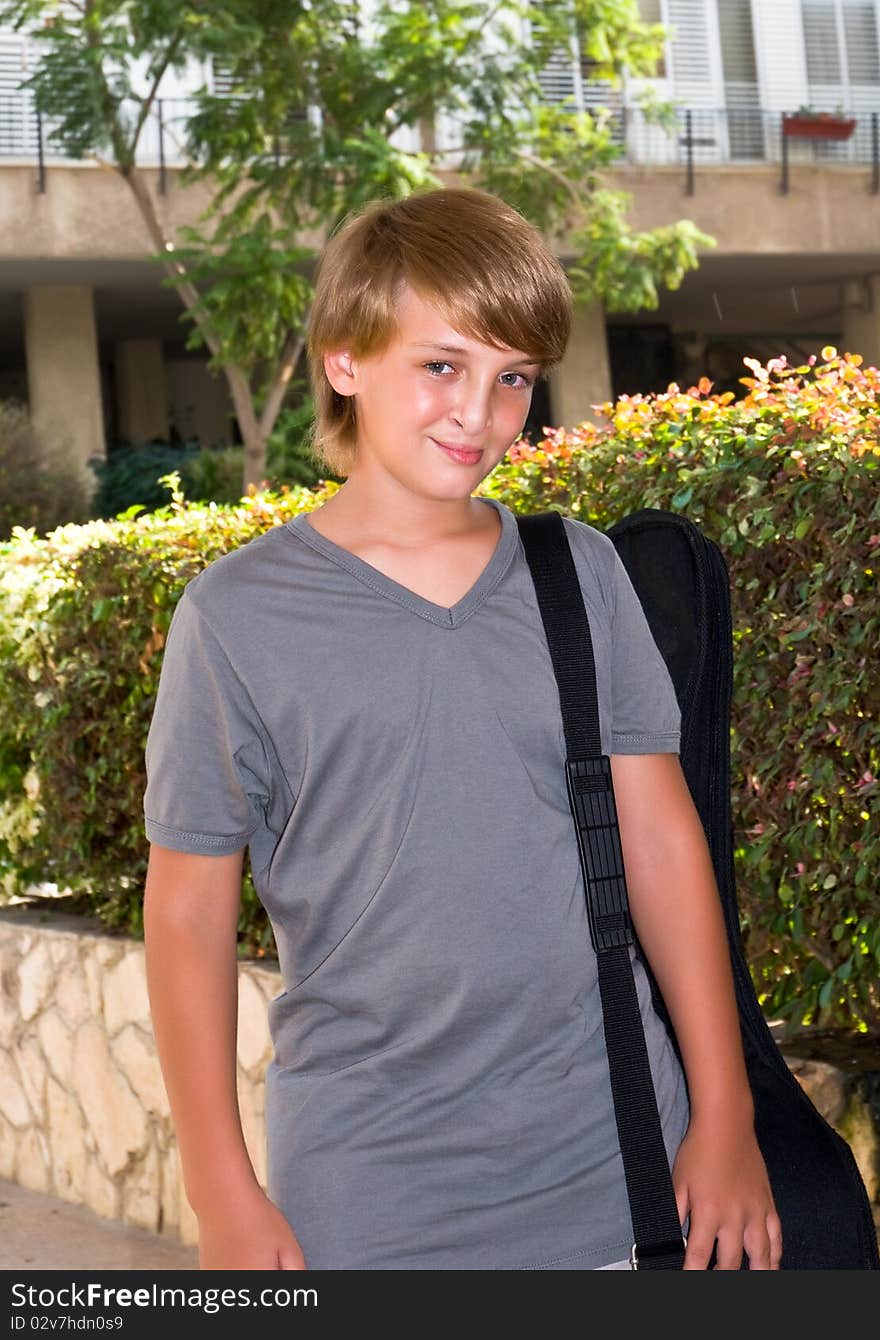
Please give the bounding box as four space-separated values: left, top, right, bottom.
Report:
450 378 494 436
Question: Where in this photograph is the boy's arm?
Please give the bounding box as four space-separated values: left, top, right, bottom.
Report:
609 752 751 1122
609 751 783 1269
143 845 263 1214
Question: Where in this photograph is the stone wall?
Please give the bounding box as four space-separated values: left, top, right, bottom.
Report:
1 904 877 1253
0 904 282 1247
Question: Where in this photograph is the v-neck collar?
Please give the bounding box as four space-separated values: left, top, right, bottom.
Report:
285 495 519 629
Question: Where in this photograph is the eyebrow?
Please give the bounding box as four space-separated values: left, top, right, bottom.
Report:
408 342 540 367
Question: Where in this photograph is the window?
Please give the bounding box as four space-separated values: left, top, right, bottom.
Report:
802 0 880 93
717 0 763 158
0 32 35 156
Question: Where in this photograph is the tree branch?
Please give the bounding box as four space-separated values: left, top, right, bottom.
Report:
120 166 224 365
258 328 306 441
515 149 584 207
83 0 132 168
127 27 189 159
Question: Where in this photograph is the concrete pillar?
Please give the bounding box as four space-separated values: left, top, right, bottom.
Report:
113 339 169 444
22 285 105 497
548 299 613 432
841 274 880 372
166 359 236 449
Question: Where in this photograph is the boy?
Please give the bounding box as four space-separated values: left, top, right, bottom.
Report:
143 187 782 1270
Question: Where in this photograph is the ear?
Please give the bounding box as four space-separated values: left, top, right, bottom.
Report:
323 349 358 398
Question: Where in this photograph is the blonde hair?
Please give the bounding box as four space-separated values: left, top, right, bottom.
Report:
305 187 573 478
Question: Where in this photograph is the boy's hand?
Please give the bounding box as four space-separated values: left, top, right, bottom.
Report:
196 1185 308 1270
671 1114 783 1270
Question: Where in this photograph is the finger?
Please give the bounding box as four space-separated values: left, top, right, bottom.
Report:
683 1216 717 1270
767 1210 784 1270
673 1176 690 1233
713 1222 746 1270
672 1179 691 1238
743 1216 772 1271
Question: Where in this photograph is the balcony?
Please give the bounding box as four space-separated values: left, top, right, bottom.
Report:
606 102 880 194
2 88 880 198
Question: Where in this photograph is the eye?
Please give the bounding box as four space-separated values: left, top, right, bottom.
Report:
423 361 535 389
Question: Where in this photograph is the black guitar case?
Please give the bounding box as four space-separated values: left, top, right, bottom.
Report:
604 507 879 1271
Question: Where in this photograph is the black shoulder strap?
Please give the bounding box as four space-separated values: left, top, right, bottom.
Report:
517 509 687 1271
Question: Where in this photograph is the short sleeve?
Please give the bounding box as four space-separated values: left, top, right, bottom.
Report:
609 548 681 755
143 589 271 854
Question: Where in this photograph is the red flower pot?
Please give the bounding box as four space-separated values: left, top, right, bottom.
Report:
782 113 856 141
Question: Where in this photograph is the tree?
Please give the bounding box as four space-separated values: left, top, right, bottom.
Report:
1 0 716 490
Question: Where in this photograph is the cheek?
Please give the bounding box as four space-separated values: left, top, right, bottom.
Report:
500 390 533 429
411 379 452 420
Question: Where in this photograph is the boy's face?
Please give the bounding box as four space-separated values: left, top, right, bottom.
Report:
323 283 541 498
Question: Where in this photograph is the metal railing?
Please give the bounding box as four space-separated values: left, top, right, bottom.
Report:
618 104 880 195
1 93 200 193
2 92 880 195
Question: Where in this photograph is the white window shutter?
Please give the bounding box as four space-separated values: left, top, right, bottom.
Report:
840 0 880 160
667 0 721 105
843 1 880 84
751 0 809 115
800 0 880 161
801 0 880 99
803 0 843 86
0 31 36 156
666 0 727 160
717 0 763 157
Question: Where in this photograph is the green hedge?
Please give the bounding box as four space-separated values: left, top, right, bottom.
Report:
0 349 877 1031
0 473 321 961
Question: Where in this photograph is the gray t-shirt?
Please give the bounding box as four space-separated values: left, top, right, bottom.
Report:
143 495 690 1270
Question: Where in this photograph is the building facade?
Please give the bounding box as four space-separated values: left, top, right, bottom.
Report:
2 1 880 496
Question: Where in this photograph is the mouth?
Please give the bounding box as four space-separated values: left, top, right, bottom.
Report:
431 438 484 465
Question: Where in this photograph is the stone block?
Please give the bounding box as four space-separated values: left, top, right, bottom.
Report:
159 1140 180 1235
0 960 19 1038
16 1036 47 1124
55 965 90 1029
82 1157 120 1221
45 1074 87 1202
94 937 125 969
109 1024 170 1119
72 1022 147 1177
0 1115 18 1178
16 1126 50 1194
37 1010 74 1089
104 951 150 1035
82 954 103 1019
19 940 53 1022
0 1052 30 1128
122 1140 161 1233
48 934 75 968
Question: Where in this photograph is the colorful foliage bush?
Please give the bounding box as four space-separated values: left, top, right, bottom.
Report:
485 347 879 1033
